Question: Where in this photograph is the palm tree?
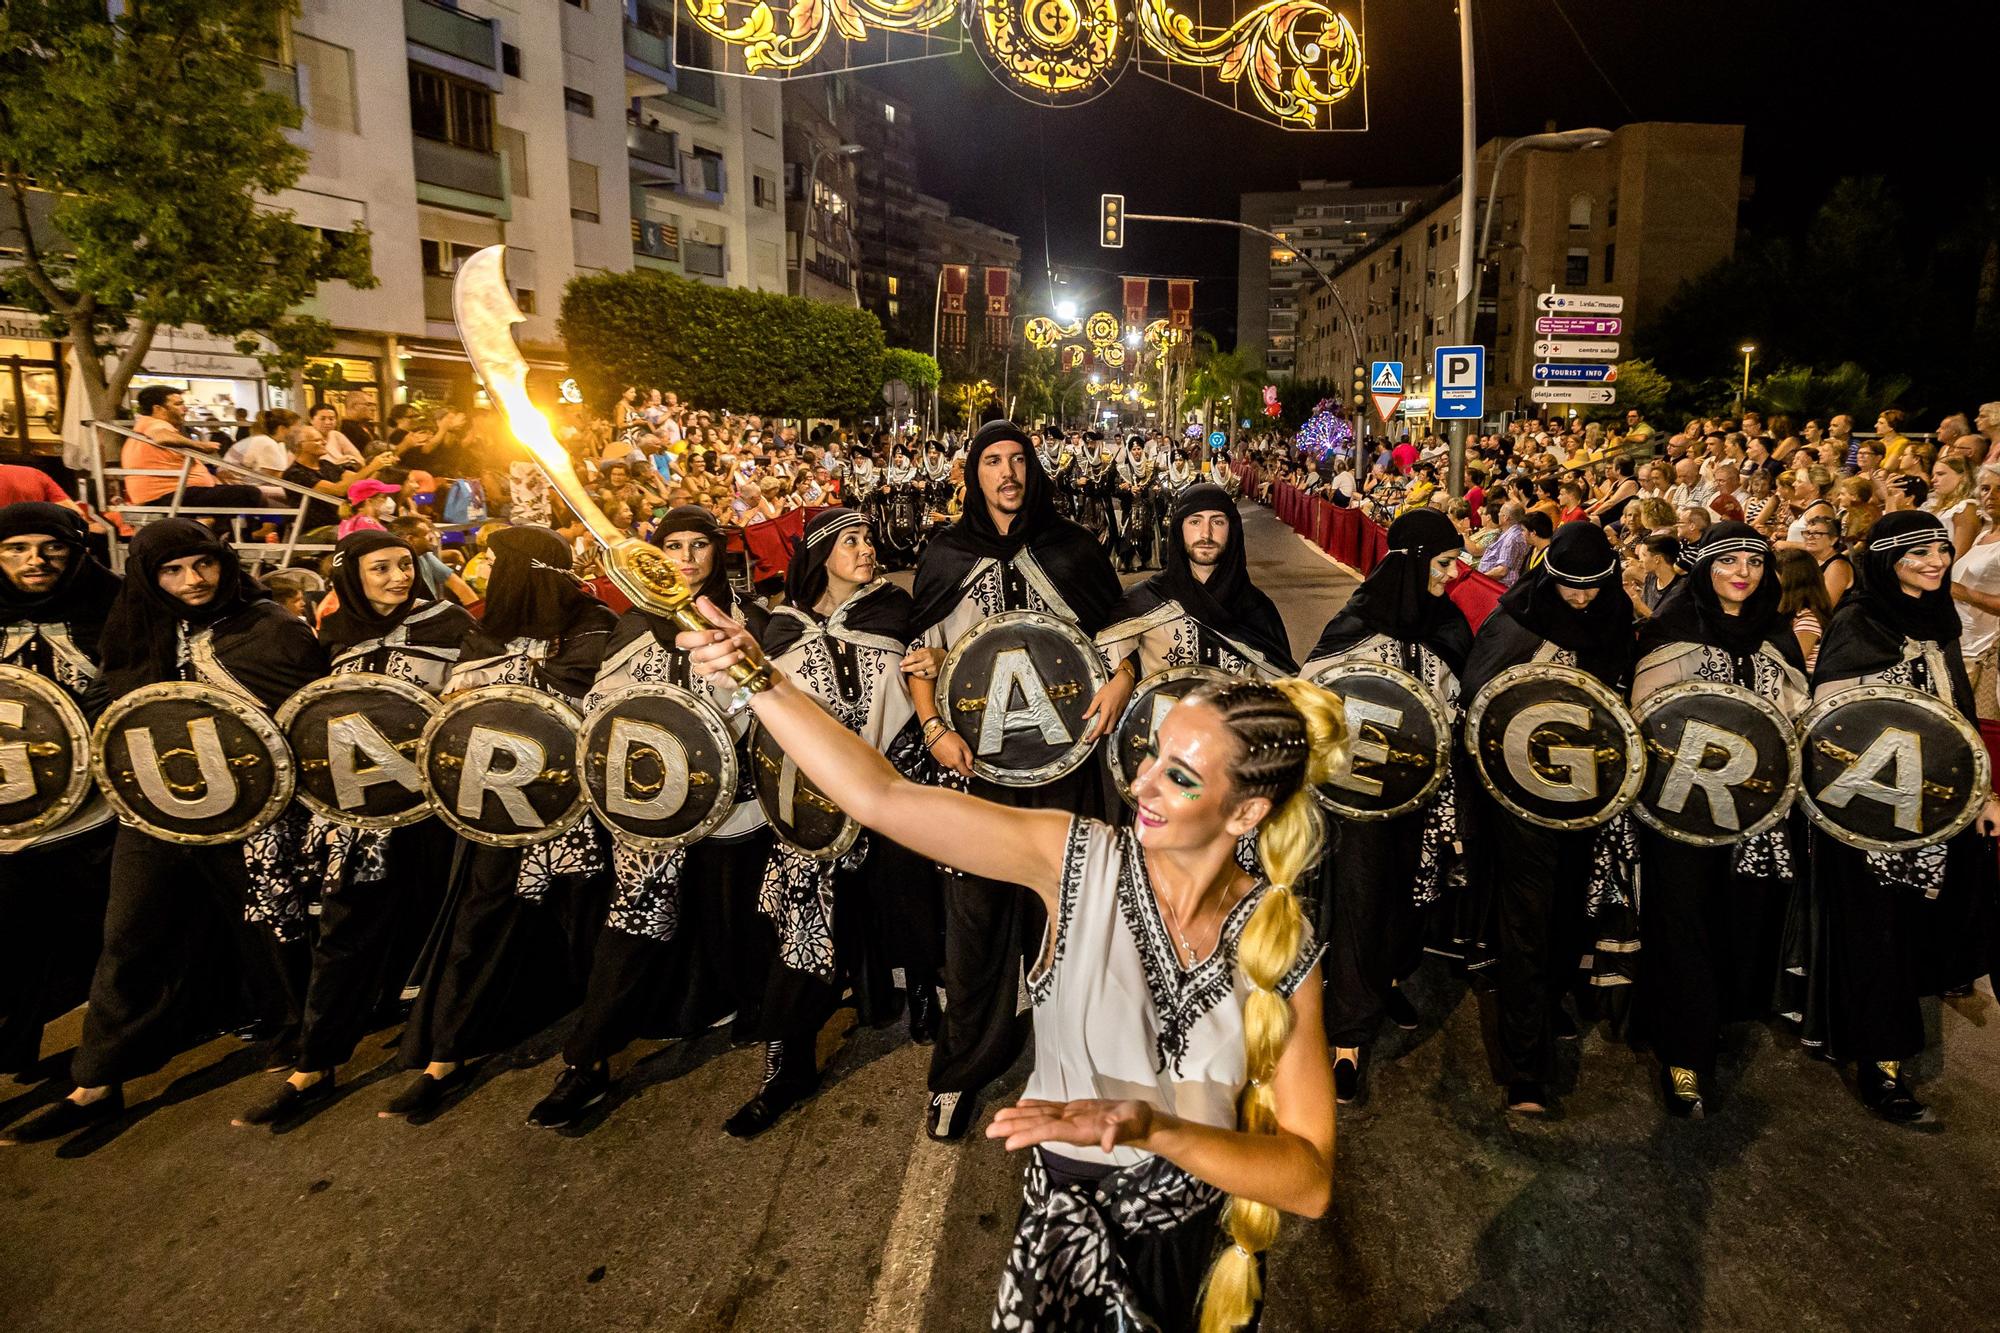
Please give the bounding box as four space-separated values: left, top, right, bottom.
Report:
1181 334 1266 458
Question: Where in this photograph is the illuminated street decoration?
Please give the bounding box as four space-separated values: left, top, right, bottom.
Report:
1132 0 1363 128
677 0 960 74
974 0 1127 104
1101 344 1128 367
1084 310 1122 347
1025 314 1082 348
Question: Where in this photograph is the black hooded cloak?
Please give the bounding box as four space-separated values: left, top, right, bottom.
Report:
1308 506 1470 677
455 525 617 699
1461 520 1635 700
1811 510 1974 713
0 501 122 705
316 529 475 680
1635 521 1804 675
765 507 914 659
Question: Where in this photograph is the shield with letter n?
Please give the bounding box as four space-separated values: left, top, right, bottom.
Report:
1632 680 1799 845
1105 665 1233 806
420 685 587 846
0 663 94 840
1307 661 1450 821
1466 663 1643 830
751 716 859 860
91 681 294 844
938 610 1107 787
277 673 440 830
579 683 737 851
1796 684 1988 852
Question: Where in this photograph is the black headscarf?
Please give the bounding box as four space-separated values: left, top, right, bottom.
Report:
477 525 592 643
1309 506 1471 676
1462 520 1634 698
0 501 120 661
1108 483 1296 673
1637 521 1803 672
783 506 871 613
1814 511 1971 711
764 507 914 659
99 519 267 698
652 505 735 609
944 420 1061 561
317 530 438 654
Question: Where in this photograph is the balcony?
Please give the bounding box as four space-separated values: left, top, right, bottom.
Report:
683 240 725 279
679 152 725 203
412 135 505 204
405 0 497 69
627 121 679 183
422 274 454 323
670 68 720 114
633 218 679 263
624 15 673 81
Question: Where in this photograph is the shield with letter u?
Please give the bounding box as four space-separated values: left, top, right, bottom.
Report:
938 610 1106 787
1466 663 1643 830
1105 665 1233 806
579 683 737 851
1307 660 1449 821
1632 680 1799 846
0 664 94 840
277 673 440 829
420 685 587 846
1796 684 1988 852
751 717 859 860
91 681 295 844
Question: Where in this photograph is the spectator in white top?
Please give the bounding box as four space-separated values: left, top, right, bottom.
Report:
222 409 294 478
1666 457 1714 512
309 405 365 468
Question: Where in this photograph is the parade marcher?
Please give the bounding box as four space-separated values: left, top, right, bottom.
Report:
1111 435 1157 573
1629 523 1807 1118
682 612 1340 1333
1801 510 2000 1122
5 519 328 1143
904 420 1122 1140
1300 508 1471 1104
0 503 120 1078
233 531 476 1126
1459 521 1635 1115
386 527 619 1120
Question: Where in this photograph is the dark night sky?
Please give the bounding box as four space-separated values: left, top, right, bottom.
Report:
869 0 1966 342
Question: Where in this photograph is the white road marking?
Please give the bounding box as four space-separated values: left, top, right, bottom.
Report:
860 1126 964 1333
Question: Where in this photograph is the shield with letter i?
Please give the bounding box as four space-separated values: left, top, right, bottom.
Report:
1307 661 1450 821
1466 664 1643 830
1632 681 1799 845
277 674 440 830
91 681 295 844
751 715 858 861
420 685 587 846
1796 684 1989 852
1105 665 1232 806
937 610 1107 786
579 683 738 851
0 664 94 840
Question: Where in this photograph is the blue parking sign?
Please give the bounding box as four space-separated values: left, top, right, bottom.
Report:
1433 345 1485 421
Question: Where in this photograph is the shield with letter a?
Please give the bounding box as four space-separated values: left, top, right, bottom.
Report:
1466 664 1643 830
750 717 858 860
277 673 439 829
1307 660 1449 821
420 685 586 846
1105 665 1233 807
91 681 295 844
579 683 737 851
1632 680 1799 845
1796 684 1988 852
0 664 94 840
937 610 1107 787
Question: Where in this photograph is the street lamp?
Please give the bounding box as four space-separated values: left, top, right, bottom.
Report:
1054 299 1079 323
794 142 865 298
1737 342 1756 416
1124 329 1140 348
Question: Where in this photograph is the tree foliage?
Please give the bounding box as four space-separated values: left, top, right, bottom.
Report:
1753 362 1911 424
560 269 886 418
880 347 939 394
0 0 377 420
1609 358 1672 422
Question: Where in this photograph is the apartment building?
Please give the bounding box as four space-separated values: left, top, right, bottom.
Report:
1236 182 1426 376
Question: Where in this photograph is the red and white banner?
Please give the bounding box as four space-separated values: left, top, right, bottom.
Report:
940 264 970 353
984 266 1012 350
1122 276 1149 334
1167 278 1194 331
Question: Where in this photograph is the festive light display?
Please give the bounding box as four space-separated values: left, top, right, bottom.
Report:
677 0 958 75
1295 396 1353 462
1025 314 1080 349
974 0 1127 104
1132 0 1363 128
1084 310 1123 347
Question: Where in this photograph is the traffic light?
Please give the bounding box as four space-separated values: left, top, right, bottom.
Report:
1100 194 1125 249
1352 364 1367 406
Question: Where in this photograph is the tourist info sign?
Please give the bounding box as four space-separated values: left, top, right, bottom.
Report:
1536 316 1622 337
1536 292 1624 314
1533 340 1620 361
1533 385 1617 405
1533 362 1617 383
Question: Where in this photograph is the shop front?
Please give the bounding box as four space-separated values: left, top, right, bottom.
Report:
0 327 65 461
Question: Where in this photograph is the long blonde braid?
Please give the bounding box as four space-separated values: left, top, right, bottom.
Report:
1187 677 1347 1333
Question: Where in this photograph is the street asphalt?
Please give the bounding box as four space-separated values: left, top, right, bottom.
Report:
6 503 2000 1331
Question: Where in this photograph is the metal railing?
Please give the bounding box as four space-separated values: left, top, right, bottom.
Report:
404 0 498 68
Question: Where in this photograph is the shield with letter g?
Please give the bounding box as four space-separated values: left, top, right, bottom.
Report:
0 663 94 840
1466 663 1642 830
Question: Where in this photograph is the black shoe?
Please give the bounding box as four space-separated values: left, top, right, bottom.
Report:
1333 1056 1361 1106
1552 1006 1580 1042
723 1076 814 1139
927 1089 975 1141
1505 1081 1549 1115
236 1075 337 1127
1 1089 125 1144
1384 986 1421 1032
527 1063 611 1129
1856 1061 1927 1123
232 1018 284 1044
1659 1065 1706 1120
906 985 940 1046
384 1067 471 1118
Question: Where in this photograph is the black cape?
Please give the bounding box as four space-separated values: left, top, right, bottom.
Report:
1810 510 1974 714
1309 506 1469 677
0 501 121 684
1461 521 1634 700
1106 483 1296 673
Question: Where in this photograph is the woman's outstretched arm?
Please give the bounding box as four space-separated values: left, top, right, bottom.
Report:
680 598 1071 904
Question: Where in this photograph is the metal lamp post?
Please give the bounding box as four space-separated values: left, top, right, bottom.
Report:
794 142 865 298
1737 343 1756 417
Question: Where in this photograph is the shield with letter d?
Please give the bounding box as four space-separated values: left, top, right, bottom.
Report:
751 717 858 860
938 610 1107 787
0 664 94 840
277 673 440 830
92 681 294 844
1466 663 1642 830
420 685 586 846
1105 665 1233 806
579 683 737 851
1796 684 1988 852
1633 680 1799 846
1307 660 1449 821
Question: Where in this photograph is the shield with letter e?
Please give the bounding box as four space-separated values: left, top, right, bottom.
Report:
0 664 94 840
1466 663 1642 830
1307 660 1449 821
1796 684 1987 852
277 673 439 829
579 683 737 851
91 681 294 844
420 685 586 846
1105 665 1233 806
938 610 1106 787
1632 680 1798 845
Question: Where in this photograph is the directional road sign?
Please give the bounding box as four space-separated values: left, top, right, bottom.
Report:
1432 345 1484 421
1536 292 1624 314
1536 316 1622 337
1532 385 1618 405
1369 361 1404 393
1533 340 1620 361
1533 362 1618 383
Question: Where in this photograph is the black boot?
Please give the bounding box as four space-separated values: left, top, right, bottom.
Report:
2 1088 125 1144
1856 1061 1927 1123
724 1041 817 1139
1659 1065 1706 1120
527 1063 612 1129
906 983 940 1045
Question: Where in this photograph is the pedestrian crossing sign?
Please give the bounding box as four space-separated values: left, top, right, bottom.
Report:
1369 361 1404 394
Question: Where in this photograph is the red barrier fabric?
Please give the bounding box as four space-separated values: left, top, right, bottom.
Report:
1446 566 1506 631
728 505 828 583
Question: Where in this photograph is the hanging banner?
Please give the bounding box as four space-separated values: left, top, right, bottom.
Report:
940 264 970 353
984 266 1013 351
1122 276 1149 333
1167 279 1195 331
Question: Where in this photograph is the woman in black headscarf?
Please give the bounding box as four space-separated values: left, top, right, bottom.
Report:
1301 508 1471 1103
1800 509 1999 1123
1460 521 1635 1116
386 527 619 1121
1628 523 1808 1119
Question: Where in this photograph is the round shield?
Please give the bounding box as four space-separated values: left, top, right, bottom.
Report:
1466 664 1643 830
579 683 738 851
1796 684 1989 852
1105 665 1233 806
1633 681 1800 846
276 674 440 829
91 682 294 845
420 685 587 846
1307 661 1450 821
938 610 1107 787
751 719 859 860
0 664 94 840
